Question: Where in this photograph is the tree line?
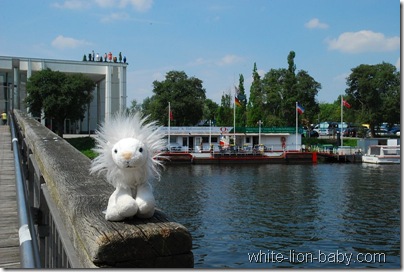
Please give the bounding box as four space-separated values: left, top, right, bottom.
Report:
137 51 321 127
133 51 400 137
25 51 400 138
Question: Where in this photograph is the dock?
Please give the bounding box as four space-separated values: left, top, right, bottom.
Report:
161 151 317 164
160 148 363 164
0 124 20 268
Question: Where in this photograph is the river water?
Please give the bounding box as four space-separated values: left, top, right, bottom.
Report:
152 163 400 268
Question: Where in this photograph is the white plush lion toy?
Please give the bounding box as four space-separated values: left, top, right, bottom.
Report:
90 112 166 221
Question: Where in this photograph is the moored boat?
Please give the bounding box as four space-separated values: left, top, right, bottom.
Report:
362 145 400 164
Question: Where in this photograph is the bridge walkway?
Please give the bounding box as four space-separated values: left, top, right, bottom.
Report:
0 124 20 268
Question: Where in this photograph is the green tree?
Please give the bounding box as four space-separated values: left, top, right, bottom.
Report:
216 91 233 126
294 70 321 123
317 96 355 125
26 69 95 136
261 68 288 126
261 51 320 126
127 99 142 115
235 74 247 127
318 102 338 123
345 62 400 136
282 51 299 125
247 62 264 126
202 98 219 124
143 71 206 126
141 96 162 124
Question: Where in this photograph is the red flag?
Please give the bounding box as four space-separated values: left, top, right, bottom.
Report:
296 103 305 114
169 110 174 121
342 98 351 109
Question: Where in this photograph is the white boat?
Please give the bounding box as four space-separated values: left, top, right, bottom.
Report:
362 145 400 164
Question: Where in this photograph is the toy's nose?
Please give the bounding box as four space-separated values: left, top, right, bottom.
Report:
122 151 133 160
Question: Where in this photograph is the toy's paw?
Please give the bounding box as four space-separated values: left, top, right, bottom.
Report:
105 210 125 221
116 193 138 218
105 198 138 221
105 187 138 221
136 198 155 218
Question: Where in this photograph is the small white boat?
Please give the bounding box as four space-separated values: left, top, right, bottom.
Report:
362 145 400 164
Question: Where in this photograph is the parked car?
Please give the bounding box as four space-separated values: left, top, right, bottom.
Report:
389 126 400 135
309 130 319 138
344 127 358 137
366 129 389 137
335 128 347 135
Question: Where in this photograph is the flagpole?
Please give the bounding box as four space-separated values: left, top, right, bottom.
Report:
295 101 298 151
233 88 236 148
168 102 171 148
340 96 343 146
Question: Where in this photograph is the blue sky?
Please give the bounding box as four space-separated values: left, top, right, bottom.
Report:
0 0 400 106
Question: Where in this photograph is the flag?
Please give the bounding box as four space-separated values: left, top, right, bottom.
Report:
342 98 351 109
169 110 174 121
235 96 242 107
296 103 305 114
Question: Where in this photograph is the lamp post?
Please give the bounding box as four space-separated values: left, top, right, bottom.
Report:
257 120 263 146
209 120 212 147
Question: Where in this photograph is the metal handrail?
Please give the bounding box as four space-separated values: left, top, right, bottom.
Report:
9 110 41 268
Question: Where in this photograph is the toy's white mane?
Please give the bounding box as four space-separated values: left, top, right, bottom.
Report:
90 111 166 187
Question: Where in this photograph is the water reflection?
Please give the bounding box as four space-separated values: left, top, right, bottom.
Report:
153 164 400 268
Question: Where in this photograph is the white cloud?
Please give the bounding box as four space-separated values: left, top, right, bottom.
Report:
188 54 243 67
94 0 153 11
100 12 131 23
217 54 243 66
305 18 328 29
333 72 349 84
119 0 153 11
151 71 165 81
247 69 265 86
327 30 400 53
395 57 400 70
257 69 266 78
53 0 153 11
189 57 210 66
93 0 116 8
52 0 90 9
51 35 91 49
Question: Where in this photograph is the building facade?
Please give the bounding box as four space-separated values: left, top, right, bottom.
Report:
161 126 303 152
0 56 127 133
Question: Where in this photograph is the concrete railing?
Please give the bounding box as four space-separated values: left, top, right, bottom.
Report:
13 110 193 268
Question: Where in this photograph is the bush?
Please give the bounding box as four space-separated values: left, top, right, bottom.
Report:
65 137 97 159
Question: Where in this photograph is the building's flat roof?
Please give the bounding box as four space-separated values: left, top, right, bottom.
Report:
0 55 128 83
160 126 295 136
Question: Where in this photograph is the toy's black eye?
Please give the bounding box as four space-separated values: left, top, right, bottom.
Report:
139 147 143 153
114 149 118 154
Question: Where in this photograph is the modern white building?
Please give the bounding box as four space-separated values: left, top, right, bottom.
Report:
0 56 127 133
